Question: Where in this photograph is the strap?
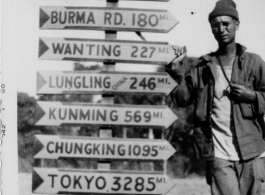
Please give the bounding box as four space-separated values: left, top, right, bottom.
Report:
216 56 232 84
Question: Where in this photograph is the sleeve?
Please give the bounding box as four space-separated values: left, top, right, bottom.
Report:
166 64 197 108
254 56 265 115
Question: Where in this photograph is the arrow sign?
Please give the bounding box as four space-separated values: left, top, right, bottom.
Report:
32 168 175 194
40 7 178 33
33 135 176 161
38 38 176 65
34 101 177 128
37 71 177 95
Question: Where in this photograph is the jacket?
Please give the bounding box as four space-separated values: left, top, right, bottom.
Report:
169 44 265 161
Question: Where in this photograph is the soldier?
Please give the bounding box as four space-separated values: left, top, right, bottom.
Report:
167 0 265 194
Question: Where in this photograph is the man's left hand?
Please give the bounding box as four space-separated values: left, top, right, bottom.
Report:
229 83 256 102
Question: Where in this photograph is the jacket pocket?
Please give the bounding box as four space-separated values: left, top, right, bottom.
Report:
193 133 214 159
238 135 258 158
202 139 214 158
236 80 256 119
239 103 256 119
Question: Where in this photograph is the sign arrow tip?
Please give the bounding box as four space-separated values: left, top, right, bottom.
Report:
166 45 177 64
165 141 177 161
166 12 179 33
32 168 44 192
163 178 176 195
166 74 178 95
39 38 49 58
165 107 178 128
37 72 47 92
33 135 45 158
39 8 50 28
35 102 46 125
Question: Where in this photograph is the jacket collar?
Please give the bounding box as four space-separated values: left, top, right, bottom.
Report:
199 43 247 70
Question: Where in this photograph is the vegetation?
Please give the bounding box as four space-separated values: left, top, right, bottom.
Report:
17 59 206 177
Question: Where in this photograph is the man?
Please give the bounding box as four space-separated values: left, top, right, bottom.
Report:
167 0 265 194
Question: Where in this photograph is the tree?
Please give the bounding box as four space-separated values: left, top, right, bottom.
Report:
17 92 38 172
17 59 206 177
17 92 36 132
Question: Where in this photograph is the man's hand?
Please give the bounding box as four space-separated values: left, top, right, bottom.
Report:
170 45 187 69
229 83 256 102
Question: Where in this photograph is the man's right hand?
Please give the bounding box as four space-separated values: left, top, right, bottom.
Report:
171 45 187 69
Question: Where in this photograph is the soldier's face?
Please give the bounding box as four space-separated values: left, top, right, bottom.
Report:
210 16 239 45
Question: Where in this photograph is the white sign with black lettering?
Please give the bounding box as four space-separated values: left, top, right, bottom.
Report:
34 101 177 128
38 38 176 65
33 135 176 161
37 71 177 95
32 168 175 194
40 7 178 33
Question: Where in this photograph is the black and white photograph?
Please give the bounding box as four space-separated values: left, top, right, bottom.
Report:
2 0 265 195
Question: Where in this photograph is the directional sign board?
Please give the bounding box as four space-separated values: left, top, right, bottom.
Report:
33 135 176 161
34 101 177 128
32 168 175 194
39 38 176 65
40 7 178 33
37 71 177 95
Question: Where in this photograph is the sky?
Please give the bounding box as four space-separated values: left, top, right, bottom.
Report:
14 0 265 96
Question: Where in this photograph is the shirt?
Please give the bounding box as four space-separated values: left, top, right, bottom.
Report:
212 64 240 160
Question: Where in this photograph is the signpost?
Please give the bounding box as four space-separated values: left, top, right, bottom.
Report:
39 38 176 65
32 168 175 194
34 1 178 194
33 135 176 161
34 101 177 128
37 71 177 95
40 7 178 33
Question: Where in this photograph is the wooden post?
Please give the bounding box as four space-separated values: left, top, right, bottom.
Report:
98 0 118 171
148 128 154 171
34 159 45 168
161 94 167 174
